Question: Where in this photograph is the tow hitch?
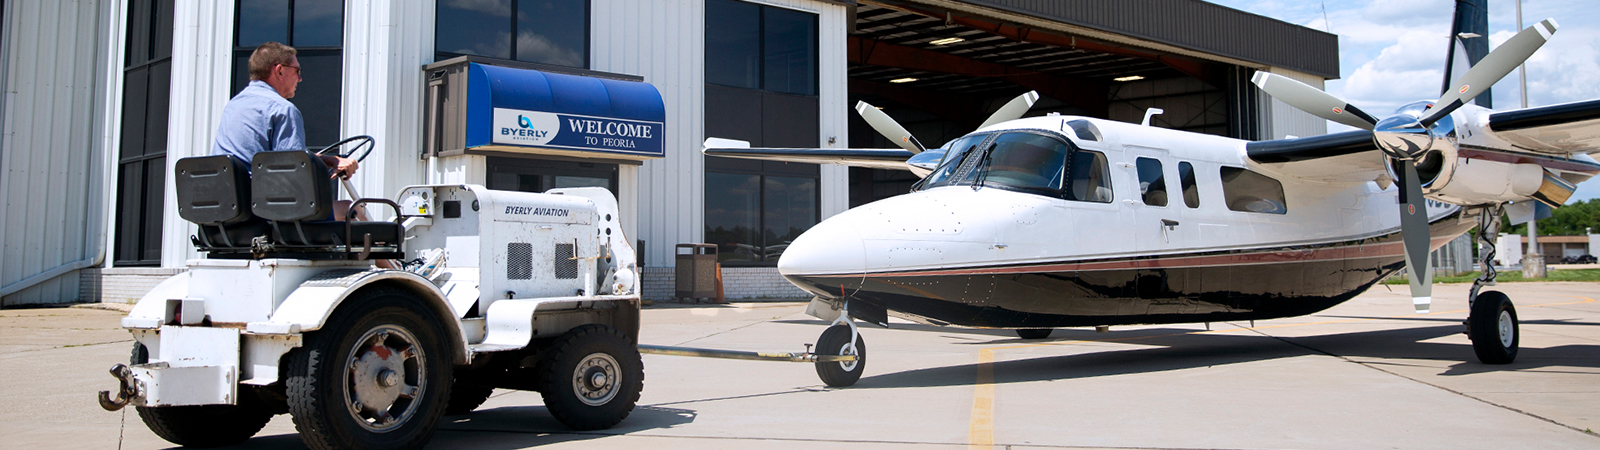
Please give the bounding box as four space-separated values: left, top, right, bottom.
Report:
98 363 140 411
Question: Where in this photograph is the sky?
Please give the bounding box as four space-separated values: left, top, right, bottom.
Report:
1204 0 1600 203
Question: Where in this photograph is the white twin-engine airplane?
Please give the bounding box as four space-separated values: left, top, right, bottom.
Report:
706 18 1600 387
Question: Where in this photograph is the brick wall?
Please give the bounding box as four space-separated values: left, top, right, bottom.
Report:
82 268 186 304
640 266 809 302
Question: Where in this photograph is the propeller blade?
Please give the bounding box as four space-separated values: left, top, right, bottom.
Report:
855 101 926 154
1422 18 1559 126
1251 72 1378 130
977 91 1040 130
1395 160 1434 313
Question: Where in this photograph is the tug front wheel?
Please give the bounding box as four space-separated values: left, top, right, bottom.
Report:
286 288 452 450
1469 290 1519 364
814 324 865 387
537 324 644 430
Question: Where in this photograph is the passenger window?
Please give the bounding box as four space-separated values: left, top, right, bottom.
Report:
1065 150 1112 203
1136 157 1167 207
1220 167 1287 214
1179 161 1199 208
977 133 1069 192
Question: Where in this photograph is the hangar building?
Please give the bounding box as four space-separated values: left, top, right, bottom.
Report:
0 0 1335 306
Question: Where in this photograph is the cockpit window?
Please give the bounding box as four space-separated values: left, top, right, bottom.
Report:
922 133 991 188
974 133 1070 192
1065 150 1112 202
1066 120 1101 142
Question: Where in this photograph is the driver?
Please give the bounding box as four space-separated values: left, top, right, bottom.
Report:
212 42 357 179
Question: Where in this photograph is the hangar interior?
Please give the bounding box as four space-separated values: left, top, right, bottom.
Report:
843 0 1338 207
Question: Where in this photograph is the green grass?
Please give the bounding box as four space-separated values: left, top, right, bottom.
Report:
1385 268 1600 285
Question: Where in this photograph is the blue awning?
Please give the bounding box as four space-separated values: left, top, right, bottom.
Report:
465 62 666 160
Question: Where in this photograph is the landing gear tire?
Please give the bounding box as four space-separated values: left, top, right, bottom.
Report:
1469 290 1519 364
814 324 865 387
444 378 494 415
536 324 643 431
1016 328 1053 339
131 343 273 448
286 288 452 450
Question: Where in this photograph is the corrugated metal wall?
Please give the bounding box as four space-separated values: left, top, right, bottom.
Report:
0 0 114 306
592 0 849 267
158 0 234 266
343 0 433 210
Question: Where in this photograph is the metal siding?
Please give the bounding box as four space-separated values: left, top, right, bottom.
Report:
342 0 432 215
157 0 233 267
0 0 109 306
961 0 1339 78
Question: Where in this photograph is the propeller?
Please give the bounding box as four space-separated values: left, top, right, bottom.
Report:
855 91 1040 154
1253 19 1560 313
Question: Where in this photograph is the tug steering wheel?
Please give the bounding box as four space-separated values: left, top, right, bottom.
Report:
316 135 376 163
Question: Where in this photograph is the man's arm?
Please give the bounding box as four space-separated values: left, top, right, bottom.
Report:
321 154 358 179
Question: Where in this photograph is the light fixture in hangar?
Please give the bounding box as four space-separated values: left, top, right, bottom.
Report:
424 56 667 163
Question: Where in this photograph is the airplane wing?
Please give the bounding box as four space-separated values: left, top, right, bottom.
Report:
1245 130 1387 183
703 138 919 172
1488 98 1600 155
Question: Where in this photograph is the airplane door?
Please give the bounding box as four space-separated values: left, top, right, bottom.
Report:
1123 146 1195 252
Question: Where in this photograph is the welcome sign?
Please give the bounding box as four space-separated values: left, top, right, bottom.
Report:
463 62 667 160
491 108 664 156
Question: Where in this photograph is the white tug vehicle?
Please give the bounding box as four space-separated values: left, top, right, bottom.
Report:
97 137 644 449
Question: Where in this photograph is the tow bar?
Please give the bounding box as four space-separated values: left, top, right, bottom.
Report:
638 344 856 363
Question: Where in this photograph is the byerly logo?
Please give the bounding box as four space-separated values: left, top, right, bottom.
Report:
504 114 549 139
505 205 569 217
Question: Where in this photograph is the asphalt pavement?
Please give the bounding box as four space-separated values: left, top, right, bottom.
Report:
3 282 1597 449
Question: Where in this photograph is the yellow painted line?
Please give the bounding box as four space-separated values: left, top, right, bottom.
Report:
964 295 1594 448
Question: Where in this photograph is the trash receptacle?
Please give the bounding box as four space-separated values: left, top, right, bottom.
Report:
676 243 719 301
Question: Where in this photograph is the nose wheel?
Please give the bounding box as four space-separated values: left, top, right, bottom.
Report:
1468 290 1519 364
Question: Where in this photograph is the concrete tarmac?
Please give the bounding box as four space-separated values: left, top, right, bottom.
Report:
3 282 1597 449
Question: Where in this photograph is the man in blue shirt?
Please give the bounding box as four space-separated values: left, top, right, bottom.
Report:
212 42 357 179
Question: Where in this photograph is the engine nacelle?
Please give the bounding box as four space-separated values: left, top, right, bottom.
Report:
1410 155 1550 206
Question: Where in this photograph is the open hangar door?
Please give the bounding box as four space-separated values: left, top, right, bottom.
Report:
846 1 1263 207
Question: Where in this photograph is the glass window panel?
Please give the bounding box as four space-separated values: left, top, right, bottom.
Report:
516 0 587 67
236 0 289 47
1179 161 1200 208
762 175 816 261
142 158 167 261
154 0 175 61
1220 167 1287 214
290 51 343 148
1067 119 1101 142
119 67 150 158
114 164 145 264
923 134 989 188
436 0 513 59
293 0 344 47
1065 151 1112 203
1136 157 1167 207
979 133 1069 192
125 0 152 65
705 0 759 89
553 175 609 189
706 172 762 263
762 7 816 95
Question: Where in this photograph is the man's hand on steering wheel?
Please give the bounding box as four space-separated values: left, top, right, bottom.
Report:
320 154 358 179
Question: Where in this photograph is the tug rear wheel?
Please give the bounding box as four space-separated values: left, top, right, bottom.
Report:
1469 290 1519 364
814 324 865 387
536 324 644 430
286 288 452 450
131 343 273 448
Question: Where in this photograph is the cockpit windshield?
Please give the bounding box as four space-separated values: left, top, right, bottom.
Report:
975 133 1069 192
916 130 1100 200
920 133 991 188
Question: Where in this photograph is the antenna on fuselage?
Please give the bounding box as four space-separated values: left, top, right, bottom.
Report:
1141 108 1164 127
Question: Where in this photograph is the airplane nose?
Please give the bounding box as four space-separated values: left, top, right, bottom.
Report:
777 213 867 277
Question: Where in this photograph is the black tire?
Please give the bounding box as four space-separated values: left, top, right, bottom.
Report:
814 324 865 387
444 378 495 415
1016 328 1053 339
130 343 273 448
536 324 644 430
285 288 453 450
1469 290 1519 364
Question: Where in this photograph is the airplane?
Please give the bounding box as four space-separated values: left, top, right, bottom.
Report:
704 15 1600 387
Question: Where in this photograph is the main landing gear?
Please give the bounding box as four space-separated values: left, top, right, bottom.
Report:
1467 206 1518 364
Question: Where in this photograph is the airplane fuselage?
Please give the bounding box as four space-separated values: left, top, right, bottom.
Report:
778 116 1478 328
